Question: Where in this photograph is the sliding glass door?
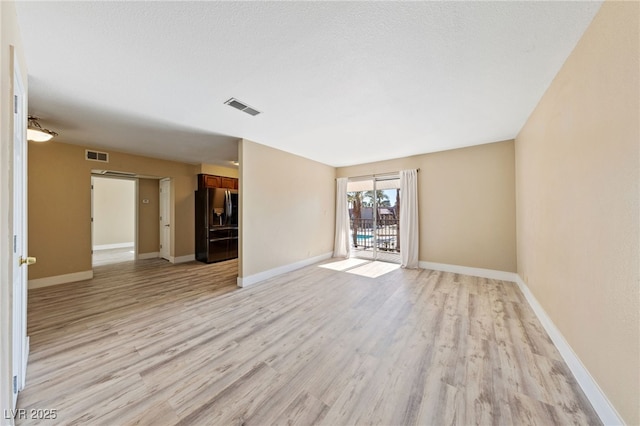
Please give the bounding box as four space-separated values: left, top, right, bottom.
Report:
347 175 400 263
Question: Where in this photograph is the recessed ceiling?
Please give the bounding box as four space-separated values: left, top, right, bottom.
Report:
15 1 602 167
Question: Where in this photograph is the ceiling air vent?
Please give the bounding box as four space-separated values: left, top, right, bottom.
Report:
224 98 261 116
86 149 109 163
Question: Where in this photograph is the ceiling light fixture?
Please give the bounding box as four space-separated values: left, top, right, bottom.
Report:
224 98 261 116
27 115 58 142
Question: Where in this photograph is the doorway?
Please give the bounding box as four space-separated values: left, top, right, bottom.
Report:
347 175 401 263
91 176 136 266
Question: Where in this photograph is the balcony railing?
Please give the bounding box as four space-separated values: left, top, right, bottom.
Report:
349 218 399 252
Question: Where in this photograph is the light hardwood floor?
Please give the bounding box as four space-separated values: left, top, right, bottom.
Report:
92 247 135 267
17 258 600 425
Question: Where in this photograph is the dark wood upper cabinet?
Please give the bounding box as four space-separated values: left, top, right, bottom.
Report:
221 177 235 189
199 174 220 188
198 173 238 190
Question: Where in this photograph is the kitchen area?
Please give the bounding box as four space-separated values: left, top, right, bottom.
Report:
195 173 239 263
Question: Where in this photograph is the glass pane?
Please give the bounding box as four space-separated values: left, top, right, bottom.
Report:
374 177 400 264
348 180 375 260
347 176 401 264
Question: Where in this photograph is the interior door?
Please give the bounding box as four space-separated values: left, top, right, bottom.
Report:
12 55 29 407
90 177 95 262
159 178 171 260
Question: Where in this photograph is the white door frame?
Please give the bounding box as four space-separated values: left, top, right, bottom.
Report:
90 175 138 265
12 52 29 408
348 174 401 264
159 178 171 261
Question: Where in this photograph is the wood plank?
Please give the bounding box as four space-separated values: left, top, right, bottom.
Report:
15 259 601 425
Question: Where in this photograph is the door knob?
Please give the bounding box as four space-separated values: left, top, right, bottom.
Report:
20 256 36 266
165 224 170 227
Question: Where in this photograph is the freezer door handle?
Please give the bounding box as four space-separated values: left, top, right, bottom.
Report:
226 190 232 220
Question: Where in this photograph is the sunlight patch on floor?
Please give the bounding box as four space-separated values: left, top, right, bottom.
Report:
319 258 400 278
318 258 370 271
346 261 401 278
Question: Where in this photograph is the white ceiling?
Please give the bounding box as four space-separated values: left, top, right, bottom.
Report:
15 1 602 168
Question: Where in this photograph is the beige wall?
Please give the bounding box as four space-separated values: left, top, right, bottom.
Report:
138 178 160 255
92 177 135 247
199 163 238 178
28 141 199 279
238 139 335 278
1 0 28 419
515 2 639 424
337 140 517 272
171 173 196 258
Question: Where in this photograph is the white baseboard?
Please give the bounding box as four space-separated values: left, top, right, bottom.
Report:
170 254 195 264
93 242 134 250
514 275 623 426
137 252 159 260
238 252 333 288
28 270 93 289
419 261 518 282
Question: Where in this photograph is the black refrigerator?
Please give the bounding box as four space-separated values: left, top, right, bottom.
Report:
195 188 238 263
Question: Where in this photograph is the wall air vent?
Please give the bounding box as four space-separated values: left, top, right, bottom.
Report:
224 98 261 116
85 149 109 163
